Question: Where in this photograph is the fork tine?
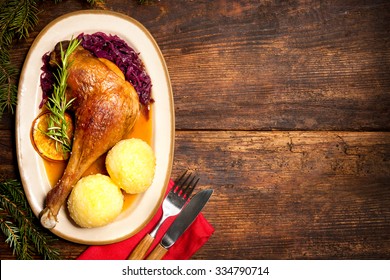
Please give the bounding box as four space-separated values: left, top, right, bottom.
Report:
173 170 189 191
178 173 199 199
179 171 193 187
172 171 196 195
183 177 199 198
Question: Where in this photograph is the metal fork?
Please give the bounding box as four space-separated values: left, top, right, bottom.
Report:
128 171 199 259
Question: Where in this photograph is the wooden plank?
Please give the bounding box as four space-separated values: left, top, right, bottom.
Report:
2 130 389 259
0 113 14 130
161 1 390 131
0 130 18 179
7 1 390 131
2 0 390 261
171 131 390 259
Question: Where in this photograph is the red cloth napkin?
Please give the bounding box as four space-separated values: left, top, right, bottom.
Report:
77 179 214 260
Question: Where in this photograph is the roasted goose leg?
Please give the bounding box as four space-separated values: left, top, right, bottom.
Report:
40 45 139 229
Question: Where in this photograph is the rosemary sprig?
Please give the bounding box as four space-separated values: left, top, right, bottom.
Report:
0 179 60 260
44 38 80 153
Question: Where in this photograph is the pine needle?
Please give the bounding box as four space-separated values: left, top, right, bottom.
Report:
0 0 105 121
0 0 38 119
0 179 60 260
0 50 18 118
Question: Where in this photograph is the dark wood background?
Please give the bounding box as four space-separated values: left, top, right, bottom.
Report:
1 0 389 259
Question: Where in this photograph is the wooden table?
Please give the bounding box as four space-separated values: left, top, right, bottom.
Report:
1 0 389 260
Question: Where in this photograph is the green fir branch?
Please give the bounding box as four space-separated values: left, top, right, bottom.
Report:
0 0 39 119
0 0 39 47
0 179 60 260
0 51 18 118
0 0 105 121
0 219 24 258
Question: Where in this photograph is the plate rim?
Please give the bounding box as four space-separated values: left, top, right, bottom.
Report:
15 10 175 245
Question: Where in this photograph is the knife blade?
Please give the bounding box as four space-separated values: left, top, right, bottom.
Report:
146 189 213 260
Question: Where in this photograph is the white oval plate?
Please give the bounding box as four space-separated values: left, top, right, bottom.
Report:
16 11 174 245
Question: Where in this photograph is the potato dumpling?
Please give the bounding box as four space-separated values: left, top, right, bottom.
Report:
68 174 124 228
106 138 156 194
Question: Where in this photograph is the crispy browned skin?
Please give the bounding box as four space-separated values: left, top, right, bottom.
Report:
40 46 139 228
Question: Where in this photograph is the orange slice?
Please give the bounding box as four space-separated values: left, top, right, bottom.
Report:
31 112 74 161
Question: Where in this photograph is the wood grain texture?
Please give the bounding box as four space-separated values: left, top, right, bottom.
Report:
7 0 390 131
155 0 390 131
145 243 168 260
172 131 390 259
1 0 390 260
128 233 155 260
0 130 18 179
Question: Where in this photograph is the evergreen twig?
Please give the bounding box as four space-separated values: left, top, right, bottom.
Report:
0 0 38 119
0 179 60 260
0 0 105 121
0 50 17 118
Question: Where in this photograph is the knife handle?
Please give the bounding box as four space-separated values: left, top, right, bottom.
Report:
145 244 168 260
127 234 155 260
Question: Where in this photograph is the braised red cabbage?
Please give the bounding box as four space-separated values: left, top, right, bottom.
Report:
40 32 153 109
77 32 153 107
39 52 56 108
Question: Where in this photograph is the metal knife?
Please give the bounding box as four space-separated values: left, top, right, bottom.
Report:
145 189 213 260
